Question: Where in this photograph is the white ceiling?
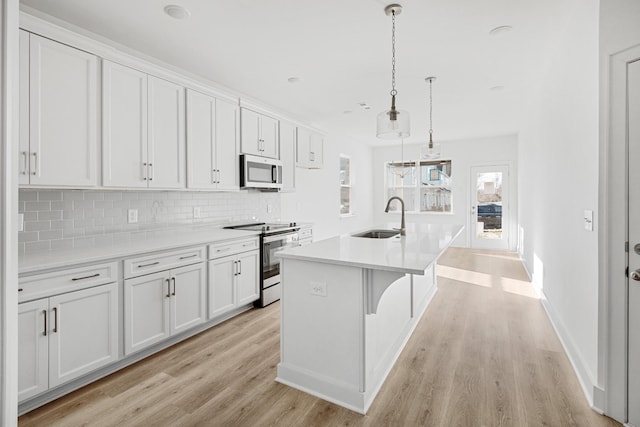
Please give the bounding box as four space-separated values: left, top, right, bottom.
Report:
20 0 575 145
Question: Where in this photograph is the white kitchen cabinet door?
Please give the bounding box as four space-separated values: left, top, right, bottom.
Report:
102 60 148 188
215 97 240 190
309 132 324 168
260 114 280 159
48 283 118 388
280 121 296 192
241 108 262 157
186 90 216 189
19 30 30 184
29 33 98 186
236 250 260 306
170 263 206 335
148 76 186 189
18 299 49 401
208 256 236 319
124 272 171 355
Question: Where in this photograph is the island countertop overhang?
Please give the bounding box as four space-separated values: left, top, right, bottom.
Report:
278 223 464 275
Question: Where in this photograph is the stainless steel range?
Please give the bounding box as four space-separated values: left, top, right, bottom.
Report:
225 222 301 307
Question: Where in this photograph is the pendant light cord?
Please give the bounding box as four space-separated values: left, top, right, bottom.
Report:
390 10 397 96
428 78 434 147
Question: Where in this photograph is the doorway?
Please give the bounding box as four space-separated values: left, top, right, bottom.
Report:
469 165 510 250
628 57 640 427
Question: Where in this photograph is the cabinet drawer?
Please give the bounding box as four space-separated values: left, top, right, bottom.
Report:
208 238 259 260
19 262 118 303
124 246 205 279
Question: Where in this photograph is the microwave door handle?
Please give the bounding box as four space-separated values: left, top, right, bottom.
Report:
272 165 277 183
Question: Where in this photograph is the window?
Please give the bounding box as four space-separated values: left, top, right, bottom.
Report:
385 159 452 213
339 155 352 215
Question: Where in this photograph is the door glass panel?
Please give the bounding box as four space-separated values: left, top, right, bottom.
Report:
475 172 503 239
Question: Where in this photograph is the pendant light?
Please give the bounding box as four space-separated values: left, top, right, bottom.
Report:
376 4 410 139
421 76 441 159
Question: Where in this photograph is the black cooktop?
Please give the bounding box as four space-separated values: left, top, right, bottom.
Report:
225 222 299 234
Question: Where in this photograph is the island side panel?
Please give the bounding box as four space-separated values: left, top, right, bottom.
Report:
278 258 365 407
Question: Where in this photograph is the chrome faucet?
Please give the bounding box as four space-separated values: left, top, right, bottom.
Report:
384 196 406 236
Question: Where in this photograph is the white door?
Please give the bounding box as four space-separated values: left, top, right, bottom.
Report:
208 257 236 319
260 114 279 159
18 30 30 183
29 34 98 186
102 60 148 188
170 264 206 334
124 272 171 354
186 89 216 189
240 108 261 156
148 76 186 189
469 165 510 250
48 283 118 388
215 97 240 190
628 58 640 427
236 250 260 306
18 299 49 401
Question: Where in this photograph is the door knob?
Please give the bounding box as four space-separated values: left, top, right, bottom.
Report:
632 269 640 282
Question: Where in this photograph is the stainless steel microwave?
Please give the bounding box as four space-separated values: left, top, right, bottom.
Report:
240 154 283 190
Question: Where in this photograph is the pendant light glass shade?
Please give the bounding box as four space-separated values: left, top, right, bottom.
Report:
377 4 410 139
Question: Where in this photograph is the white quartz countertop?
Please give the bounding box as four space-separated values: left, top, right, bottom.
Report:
278 223 464 275
19 225 260 275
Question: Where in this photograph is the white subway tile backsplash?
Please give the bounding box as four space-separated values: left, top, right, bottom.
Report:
19 189 281 254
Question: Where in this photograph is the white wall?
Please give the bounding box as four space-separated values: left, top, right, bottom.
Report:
518 0 600 406
280 134 374 241
372 135 518 248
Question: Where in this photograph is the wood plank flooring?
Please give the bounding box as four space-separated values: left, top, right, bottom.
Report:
19 248 620 427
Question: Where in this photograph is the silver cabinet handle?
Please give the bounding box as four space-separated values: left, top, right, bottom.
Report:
31 152 37 176
212 169 216 184
166 278 171 298
53 307 58 333
21 151 28 175
71 273 100 281
237 260 242 275
43 310 47 336
216 247 231 253
171 277 176 296
233 260 238 276
138 261 160 268
143 162 148 181
149 163 154 181
179 254 198 260
217 169 221 184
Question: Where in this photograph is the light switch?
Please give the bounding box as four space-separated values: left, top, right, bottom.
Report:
127 209 138 224
583 210 593 231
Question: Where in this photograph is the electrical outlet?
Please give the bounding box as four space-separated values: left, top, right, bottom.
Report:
193 207 201 218
127 209 138 224
310 281 327 297
18 213 24 232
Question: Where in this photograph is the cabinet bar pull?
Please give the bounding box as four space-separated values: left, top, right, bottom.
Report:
21 151 28 175
212 169 216 184
179 254 198 260
31 152 37 176
18 288 23 292
171 277 176 296
233 260 238 276
138 261 160 268
71 273 100 281
166 278 171 298
216 247 231 253
43 310 47 336
149 163 154 181
143 162 148 180
53 307 58 333
238 260 242 275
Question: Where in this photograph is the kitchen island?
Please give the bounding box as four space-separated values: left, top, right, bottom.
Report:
276 223 463 414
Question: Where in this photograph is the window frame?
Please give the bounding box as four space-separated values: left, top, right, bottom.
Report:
339 154 353 217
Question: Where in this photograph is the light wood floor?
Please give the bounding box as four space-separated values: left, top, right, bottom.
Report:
19 248 620 427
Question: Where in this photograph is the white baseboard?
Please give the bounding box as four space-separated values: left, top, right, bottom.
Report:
592 385 605 414
540 292 595 407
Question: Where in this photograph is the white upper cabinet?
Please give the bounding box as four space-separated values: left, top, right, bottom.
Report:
102 61 186 189
279 120 296 192
102 60 148 188
240 108 279 159
20 31 98 186
296 127 324 169
186 90 239 190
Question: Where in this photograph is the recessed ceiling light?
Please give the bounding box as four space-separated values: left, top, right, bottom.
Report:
164 5 191 20
287 77 303 84
490 85 505 91
489 25 513 36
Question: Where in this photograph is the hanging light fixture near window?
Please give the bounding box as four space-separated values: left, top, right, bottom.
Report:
377 4 410 139
421 76 441 159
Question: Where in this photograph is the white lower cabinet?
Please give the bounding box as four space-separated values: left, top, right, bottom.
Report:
208 244 259 319
18 283 119 402
124 263 206 355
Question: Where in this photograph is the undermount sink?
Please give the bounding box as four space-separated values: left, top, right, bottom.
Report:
351 229 400 239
